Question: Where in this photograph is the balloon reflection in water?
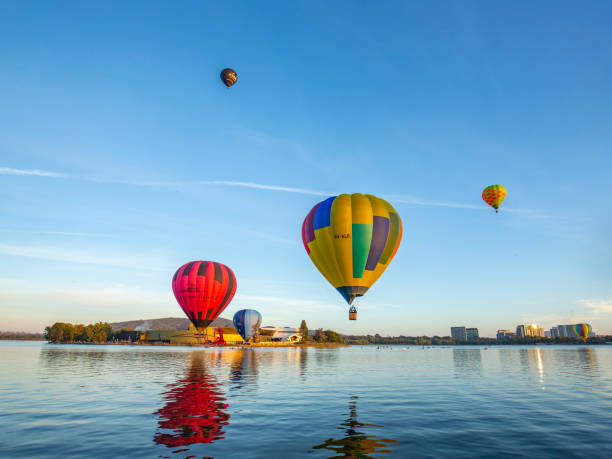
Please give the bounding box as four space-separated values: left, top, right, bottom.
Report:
154 353 230 448
312 396 396 458
578 348 598 375
228 349 258 390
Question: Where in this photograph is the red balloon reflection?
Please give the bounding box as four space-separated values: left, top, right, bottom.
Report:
154 354 230 447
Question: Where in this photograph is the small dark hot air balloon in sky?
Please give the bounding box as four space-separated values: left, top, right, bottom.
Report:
172 261 237 330
220 68 237 88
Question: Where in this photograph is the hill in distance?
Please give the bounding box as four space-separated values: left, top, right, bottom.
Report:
110 317 233 331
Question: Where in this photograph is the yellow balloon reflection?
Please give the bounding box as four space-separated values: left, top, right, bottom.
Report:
312 396 397 458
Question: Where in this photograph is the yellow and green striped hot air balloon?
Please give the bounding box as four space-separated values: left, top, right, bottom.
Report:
301 193 402 320
482 184 507 213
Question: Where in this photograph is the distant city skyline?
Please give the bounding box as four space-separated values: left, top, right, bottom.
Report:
1 1 611 334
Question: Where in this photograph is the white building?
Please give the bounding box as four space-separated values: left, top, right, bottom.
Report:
260 327 303 342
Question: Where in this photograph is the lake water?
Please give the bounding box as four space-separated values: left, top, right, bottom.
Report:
0 342 611 458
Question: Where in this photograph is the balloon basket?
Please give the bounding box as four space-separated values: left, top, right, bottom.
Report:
348 312 357 320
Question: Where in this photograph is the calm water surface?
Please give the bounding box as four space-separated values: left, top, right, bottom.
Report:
1 342 611 458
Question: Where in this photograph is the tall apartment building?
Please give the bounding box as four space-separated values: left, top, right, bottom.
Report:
556 325 575 337
451 326 467 342
516 324 545 338
497 330 515 340
466 328 479 340
550 327 559 338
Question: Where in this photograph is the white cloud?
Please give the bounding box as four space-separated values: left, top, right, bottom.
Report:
0 167 66 178
578 298 612 314
0 279 341 332
0 280 177 331
0 243 169 271
234 293 342 313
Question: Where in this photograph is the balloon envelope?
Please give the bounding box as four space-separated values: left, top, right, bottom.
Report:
482 185 507 212
302 193 402 305
220 68 237 88
574 323 591 342
172 261 236 330
233 309 262 343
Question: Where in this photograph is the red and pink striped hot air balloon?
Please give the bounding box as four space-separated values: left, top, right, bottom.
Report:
172 261 236 330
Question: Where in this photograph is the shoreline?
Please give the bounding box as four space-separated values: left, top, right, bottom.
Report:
37 341 349 348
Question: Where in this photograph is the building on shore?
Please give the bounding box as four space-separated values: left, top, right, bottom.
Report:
516 324 545 338
143 326 245 345
496 330 516 341
550 327 559 338
556 323 594 338
466 328 479 340
451 327 467 342
117 323 304 345
451 326 479 342
259 326 302 342
556 324 575 337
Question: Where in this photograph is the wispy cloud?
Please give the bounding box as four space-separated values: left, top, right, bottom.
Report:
0 229 99 237
0 280 175 331
0 167 66 178
0 243 169 271
578 298 612 314
390 195 484 210
234 293 342 313
198 180 331 196
3 165 547 214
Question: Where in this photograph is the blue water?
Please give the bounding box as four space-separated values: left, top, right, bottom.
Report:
0 342 611 458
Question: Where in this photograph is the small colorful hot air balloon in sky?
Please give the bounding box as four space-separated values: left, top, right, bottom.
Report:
220 68 237 88
574 323 591 342
302 193 402 320
172 261 236 330
482 184 507 213
233 309 262 343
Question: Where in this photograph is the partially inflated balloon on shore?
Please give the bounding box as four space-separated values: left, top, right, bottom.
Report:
574 323 591 342
172 261 237 330
301 193 402 319
233 309 262 343
482 185 507 213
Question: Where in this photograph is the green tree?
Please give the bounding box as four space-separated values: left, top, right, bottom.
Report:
73 324 85 341
299 320 309 343
324 330 343 343
44 322 75 342
314 328 326 343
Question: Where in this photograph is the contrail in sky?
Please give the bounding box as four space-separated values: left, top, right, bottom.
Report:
0 167 66 178
2 166 525 211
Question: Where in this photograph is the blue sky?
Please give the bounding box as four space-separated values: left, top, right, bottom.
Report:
1 1 611 335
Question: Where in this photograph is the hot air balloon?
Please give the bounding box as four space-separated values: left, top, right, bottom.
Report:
482 185 507 213
233 309 262 343
172 261 236 331
220 68 237 88
574 323 591 342
301 193 402 320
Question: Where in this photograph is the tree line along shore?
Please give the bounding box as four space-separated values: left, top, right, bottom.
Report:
35 322 612 346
